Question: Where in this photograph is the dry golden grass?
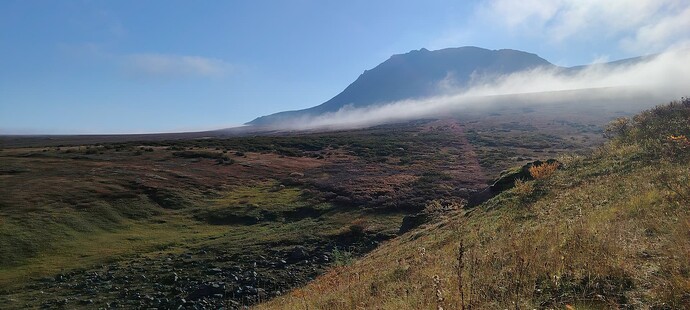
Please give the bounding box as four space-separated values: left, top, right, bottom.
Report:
528 162 559 180
256 154 690 309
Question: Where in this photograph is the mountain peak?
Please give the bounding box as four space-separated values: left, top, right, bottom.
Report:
247 47 554 126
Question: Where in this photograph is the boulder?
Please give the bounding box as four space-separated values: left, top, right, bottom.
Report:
398 213 430 234
288 246 309 261
490 159 561 192
467 159 562 207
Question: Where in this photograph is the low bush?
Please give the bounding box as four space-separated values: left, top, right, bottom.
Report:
528 162 559 180
172 150 224 160
605 97 690 160
513 178 535 197
330 247 355 266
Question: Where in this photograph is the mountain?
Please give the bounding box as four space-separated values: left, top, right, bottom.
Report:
247 46 556 126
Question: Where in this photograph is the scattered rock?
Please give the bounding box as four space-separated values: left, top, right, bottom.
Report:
186 283 225 300
15 237 382 309
207 268 223 274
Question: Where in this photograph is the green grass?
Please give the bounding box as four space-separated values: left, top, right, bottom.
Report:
0 149 407 297
212 183 305 211
0 212 228 289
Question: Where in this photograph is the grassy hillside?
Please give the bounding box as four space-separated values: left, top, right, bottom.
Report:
257 98 690 309
0 101 648 308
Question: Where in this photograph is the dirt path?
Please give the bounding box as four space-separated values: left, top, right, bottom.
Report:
422 119 490 189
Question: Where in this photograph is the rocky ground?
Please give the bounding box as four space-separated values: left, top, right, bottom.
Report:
11 238 383 309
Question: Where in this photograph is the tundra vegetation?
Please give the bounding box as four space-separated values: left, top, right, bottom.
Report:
258 98 690 309
0 100 673 308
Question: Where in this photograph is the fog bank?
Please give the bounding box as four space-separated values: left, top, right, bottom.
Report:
271 49 689 131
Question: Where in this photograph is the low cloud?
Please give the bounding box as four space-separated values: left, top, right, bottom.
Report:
124 54 232 78
270 49 690 130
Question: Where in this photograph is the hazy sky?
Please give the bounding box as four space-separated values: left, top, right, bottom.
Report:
1 0 689 134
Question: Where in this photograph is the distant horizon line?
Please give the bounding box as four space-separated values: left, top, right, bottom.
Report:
0 125 248 137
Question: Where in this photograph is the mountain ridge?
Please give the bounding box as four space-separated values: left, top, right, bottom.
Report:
246 46 654 127
247 46 556 126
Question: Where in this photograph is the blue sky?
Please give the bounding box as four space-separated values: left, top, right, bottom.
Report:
1 0 688 134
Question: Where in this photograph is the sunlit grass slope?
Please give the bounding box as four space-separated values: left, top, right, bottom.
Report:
258 98 690 309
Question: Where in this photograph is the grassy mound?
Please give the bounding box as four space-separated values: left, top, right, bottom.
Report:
257 98 690 309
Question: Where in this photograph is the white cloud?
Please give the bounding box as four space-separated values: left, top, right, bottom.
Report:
478 0 690 53
124 54 232 78
622 4 690 52
482 0 561 30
